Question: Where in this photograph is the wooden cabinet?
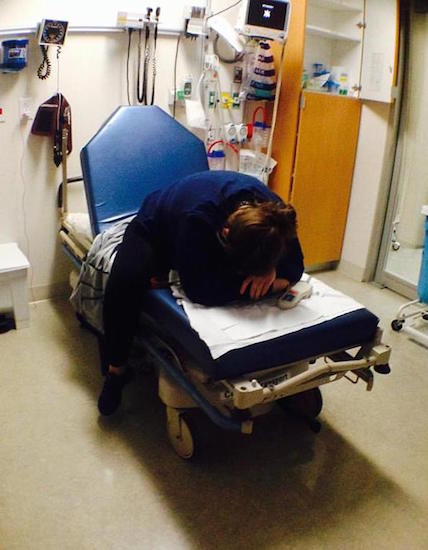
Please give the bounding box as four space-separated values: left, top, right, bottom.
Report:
305 0 364 97
270 0 399 268
291 91 361 265
305 0 398 102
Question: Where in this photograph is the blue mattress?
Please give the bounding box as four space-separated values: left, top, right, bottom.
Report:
142 289 379 381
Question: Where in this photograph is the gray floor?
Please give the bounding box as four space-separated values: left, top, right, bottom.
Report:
1 270 428 550
385 245 423 287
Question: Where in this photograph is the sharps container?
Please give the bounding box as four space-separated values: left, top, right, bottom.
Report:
1 39 29 71
417 206 428 304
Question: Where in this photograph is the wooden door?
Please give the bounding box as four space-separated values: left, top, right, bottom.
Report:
291 91 362 266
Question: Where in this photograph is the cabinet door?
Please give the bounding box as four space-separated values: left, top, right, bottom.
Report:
291 91 362 266
360 0 399 102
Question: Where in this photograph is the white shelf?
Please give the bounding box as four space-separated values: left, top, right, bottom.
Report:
306 24 361 43
308 0 362 12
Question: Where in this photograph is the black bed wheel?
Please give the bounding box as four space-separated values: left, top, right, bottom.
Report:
278 387 323 419
423 313 428 321
391 319 403 332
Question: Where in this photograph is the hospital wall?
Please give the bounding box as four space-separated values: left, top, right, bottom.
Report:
0 0 392 301
339 101 393 281
0 0 238 301
0 33 193 299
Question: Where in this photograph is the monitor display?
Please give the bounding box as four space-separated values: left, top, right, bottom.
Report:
246 0 289 31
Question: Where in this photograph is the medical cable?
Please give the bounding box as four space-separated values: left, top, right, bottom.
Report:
137 9 152 105
264 40 287 177
37 45 51 80
215 69 231 128
173 33 181 118
206 0 242 21
18 119 35 303
141 15 151 103
56 46 61 93
197 70 205 107
149 7 161 105
213 33 244 64
136 28 145 103
252 106 267 126
143 7 153 104
207 139 239 155
249 105 267 139
126 29 133 105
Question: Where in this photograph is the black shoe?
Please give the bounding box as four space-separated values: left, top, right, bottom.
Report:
97 368 134 416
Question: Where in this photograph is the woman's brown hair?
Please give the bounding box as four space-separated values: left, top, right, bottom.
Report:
223 201 297 275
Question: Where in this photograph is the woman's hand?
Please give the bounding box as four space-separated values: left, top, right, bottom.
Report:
271 278 290 294
240 269 276 300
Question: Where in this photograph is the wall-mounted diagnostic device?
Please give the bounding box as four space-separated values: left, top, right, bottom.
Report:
184 5 206 37
236 0 291 42
37 19 69 46
1 39 29 73
36 19 68 80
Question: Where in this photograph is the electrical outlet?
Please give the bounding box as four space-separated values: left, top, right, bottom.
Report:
19 97 33 120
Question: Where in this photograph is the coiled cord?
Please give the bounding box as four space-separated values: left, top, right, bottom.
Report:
37 45 51 80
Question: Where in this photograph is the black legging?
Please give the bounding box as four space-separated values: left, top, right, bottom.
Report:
103 219 159 367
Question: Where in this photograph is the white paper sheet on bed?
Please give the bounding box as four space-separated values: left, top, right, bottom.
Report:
172 277 365 359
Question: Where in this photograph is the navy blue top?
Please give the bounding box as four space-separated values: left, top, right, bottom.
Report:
135 171 304 306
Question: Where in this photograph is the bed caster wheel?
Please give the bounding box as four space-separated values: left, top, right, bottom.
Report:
374 364 391 375
278 388 323 432
391 319 403 331
283 387 323 418
166 407 195 460
308 418 322 434
423 313 428 321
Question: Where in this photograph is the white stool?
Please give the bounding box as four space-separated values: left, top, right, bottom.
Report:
0 243 30 329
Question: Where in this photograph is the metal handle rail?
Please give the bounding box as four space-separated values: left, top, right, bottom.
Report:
228 344 391 409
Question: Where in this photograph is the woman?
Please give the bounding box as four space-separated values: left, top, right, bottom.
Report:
99 170 304 415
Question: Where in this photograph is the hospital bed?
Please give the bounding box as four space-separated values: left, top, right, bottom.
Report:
59 105 391 459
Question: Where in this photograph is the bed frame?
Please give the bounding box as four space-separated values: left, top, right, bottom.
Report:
58 106 391 459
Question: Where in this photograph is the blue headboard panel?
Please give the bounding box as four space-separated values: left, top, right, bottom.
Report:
81 106 209 235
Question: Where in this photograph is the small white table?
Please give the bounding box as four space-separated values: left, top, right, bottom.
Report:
0 243 30 329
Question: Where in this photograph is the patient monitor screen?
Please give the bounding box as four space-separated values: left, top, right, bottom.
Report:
247 0 289 31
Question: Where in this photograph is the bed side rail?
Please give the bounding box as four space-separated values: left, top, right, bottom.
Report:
225 342 391 410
